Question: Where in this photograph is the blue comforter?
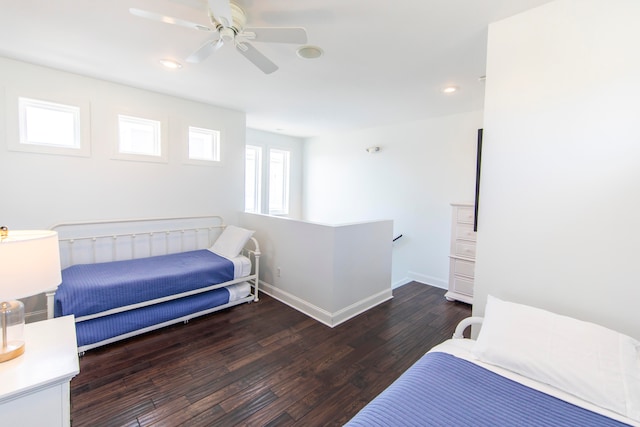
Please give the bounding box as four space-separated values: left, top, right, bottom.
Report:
55 249 234 318
345 352 630 427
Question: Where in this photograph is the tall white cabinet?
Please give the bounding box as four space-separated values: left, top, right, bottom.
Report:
445 203 476 304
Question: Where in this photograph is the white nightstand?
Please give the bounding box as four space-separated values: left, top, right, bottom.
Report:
0 315 79 426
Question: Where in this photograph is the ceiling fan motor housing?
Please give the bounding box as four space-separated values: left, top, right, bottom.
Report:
211 2 247 33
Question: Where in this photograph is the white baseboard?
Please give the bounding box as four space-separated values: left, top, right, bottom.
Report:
392 277 413 289
259 281 392 328
260 281 333 326
407 271 448 290
331 289 393 327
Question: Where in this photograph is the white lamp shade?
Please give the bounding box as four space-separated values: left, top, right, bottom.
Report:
0 230 62 301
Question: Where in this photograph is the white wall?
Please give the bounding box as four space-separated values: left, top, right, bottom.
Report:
0 57 247 230
474 0 640 339
303 111 483 288
246 128 304 219
240 213 393 326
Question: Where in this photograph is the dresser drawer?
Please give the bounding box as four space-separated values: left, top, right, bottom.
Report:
456 206 475 224
452 275 474 296
451 258 475 278
448 204 475 303
455 223 476 241
454 240 476 259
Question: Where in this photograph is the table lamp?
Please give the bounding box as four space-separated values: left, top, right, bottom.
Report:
0 227 62 362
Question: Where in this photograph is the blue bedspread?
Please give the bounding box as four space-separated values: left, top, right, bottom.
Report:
55 249 234 318
74 286 230 348
345 352 630 427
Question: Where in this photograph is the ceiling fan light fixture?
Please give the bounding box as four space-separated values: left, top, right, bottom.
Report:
296 45 323 60
159 59 182 69
131 2 307 74
220 27 236 42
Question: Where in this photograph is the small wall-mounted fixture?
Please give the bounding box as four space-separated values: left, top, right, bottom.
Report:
366 146 380 154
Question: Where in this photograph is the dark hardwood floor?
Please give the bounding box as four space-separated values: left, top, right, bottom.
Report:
70 282 471 426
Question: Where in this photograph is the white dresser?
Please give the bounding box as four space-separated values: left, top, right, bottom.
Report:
0 315 79 426
445 203 476 304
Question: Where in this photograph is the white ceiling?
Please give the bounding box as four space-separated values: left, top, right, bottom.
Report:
0 0 551 138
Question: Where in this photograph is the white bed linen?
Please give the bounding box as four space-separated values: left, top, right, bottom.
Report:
472 296 640 422
229 255 251 278
430 339 639 427
226 282 251 301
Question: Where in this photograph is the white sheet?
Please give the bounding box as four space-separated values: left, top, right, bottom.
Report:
229 255 251 278
430 339 640 427
226 281 251 302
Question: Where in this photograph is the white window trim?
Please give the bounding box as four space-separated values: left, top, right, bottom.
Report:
245 145 263 213
5 89 91 158
111 110 168 164
118 114 162 156
268 148 291 216
184 126 222 166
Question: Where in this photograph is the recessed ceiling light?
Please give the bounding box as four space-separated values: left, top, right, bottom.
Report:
159 59 182 69
296 45 324 59
442 85 459 94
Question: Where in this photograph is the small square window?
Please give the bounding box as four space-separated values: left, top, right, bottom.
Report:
118 115 161 157
189 127 220 162
19 97 81 149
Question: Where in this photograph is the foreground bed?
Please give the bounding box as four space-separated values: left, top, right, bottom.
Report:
51 216 260 353
346 296 640 426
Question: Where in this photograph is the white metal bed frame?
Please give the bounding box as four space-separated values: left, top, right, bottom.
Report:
48 215 260 353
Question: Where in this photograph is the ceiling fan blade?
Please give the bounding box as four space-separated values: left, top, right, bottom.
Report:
236 42 278 74
129 8 213 31
186 38 224 63
241 27 308 44
207 0 233 27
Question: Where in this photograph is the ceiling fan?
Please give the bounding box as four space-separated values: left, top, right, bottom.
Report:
130 0 308 74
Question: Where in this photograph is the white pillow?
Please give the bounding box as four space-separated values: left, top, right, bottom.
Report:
472 295 640 423
209 225 254 259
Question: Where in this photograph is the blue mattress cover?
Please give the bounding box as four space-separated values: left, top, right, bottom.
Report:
74 286 230 348
345 351 630 427
55 249 234 317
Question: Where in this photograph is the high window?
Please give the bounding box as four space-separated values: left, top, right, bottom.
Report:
8 95 90 157
188 126 220 162
118 115 161 157
19 97 81 149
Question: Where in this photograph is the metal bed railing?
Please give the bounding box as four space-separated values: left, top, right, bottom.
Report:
47 215 261 320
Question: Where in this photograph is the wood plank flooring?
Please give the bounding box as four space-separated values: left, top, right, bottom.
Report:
70 282 471 426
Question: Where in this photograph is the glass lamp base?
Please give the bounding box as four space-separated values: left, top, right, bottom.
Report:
1 300 25 363
0 341 25 362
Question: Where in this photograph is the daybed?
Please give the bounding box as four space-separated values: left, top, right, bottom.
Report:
346 296 640 427
51 216 260 353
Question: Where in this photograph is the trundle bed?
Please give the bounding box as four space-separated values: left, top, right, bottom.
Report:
346 296 640 426
50 216 260 353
